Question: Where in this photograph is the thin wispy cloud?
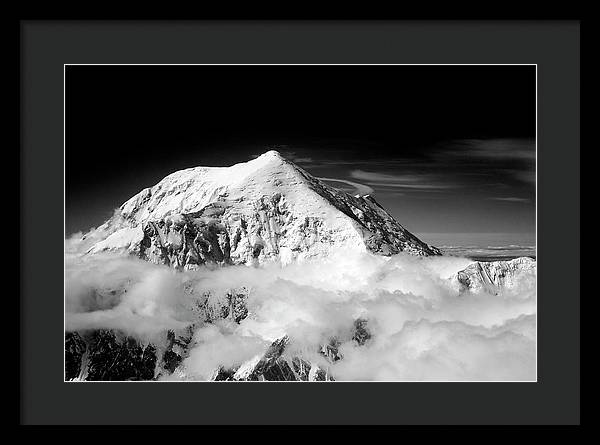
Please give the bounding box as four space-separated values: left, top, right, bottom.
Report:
363 182 454 190
506 169 535 185
318 177 374 196
293 157 314 163
489 197 531 203
443 139 535 162
351 171 423 183
350 170 459 191
433 139 535 186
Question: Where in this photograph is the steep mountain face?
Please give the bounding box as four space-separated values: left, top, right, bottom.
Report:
213 336 335 382
65 330 161 381
455 257 536 293
65 285 365 382
64 289 234 381
66 330 341 382
86 150 440 268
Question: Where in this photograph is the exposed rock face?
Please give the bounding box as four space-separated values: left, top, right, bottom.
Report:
65 331 88 379
85 150 440 269
191 288 250 324
210 318 372 382
66 283 347 381
65 330 160 381
215 336 335 382
455 257 536 293
65 287 248 381
241 337 299 381
352 318 372 346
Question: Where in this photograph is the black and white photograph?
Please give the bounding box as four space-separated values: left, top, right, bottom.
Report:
64 64 537 382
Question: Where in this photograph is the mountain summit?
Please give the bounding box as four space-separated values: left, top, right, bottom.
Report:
87 150 441 267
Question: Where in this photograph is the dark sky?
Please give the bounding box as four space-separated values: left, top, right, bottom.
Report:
66 65 535 244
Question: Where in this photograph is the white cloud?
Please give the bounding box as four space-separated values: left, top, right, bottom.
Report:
183 323 269 380
350 170 459 190
440 139 535 161
317 177 374 196
333 316 535 381
65 248 536 381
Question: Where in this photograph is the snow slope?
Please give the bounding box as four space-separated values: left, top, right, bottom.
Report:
454 257 537 293
86 150 440 267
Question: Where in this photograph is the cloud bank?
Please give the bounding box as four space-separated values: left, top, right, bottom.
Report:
65 236 536 381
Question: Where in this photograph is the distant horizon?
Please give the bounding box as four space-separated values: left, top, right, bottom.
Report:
415 232 535 259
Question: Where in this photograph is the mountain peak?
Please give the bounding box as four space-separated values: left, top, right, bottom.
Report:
245 149 291 171
88 149 441 263
257 149 284 160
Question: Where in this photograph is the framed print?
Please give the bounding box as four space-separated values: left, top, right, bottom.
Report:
64 63 537 384
21 20 580 425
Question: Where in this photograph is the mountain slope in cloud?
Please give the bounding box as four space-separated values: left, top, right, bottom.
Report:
84 150 440 267
65 251 536 382
454 257 536 293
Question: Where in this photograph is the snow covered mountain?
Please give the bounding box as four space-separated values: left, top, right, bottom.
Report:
66 150 537 382
85 150 440 266
455 257 536 293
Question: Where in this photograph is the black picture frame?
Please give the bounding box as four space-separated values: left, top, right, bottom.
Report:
20 20 580 425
